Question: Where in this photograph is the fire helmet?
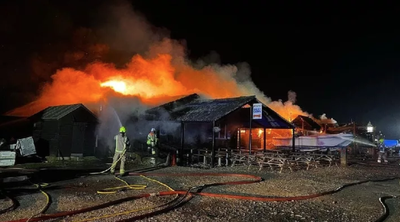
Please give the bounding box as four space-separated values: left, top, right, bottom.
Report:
151 128 156 132
120 126 126 133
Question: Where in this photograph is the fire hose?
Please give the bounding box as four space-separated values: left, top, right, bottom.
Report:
89 146 128 175
1 172 399 222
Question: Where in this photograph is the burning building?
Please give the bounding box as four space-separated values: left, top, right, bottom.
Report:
145 93 295 166
291 115 322 135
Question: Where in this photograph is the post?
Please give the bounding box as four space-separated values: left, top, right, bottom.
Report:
263 127 266 152
292 128 295 152
224 124 227 138
340 146 348 166
237 128 241 154
211 121 216 167
180 122 185 166
249 105 253 155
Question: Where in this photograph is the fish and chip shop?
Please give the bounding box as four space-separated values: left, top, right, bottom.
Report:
145 93 295 167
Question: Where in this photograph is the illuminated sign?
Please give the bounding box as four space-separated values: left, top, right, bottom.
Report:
252 103 262 119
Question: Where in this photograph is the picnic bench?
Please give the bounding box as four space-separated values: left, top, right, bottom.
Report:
191 148 230 167
255 151 293 173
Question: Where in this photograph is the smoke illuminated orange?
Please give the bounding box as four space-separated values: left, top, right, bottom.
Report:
7 50 311 122
6 30 321 126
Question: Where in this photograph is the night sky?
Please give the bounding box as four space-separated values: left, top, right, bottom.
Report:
1 1 400 138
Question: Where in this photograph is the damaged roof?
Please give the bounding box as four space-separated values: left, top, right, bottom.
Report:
30 104 91 120
147 93 200 114
292 115 322 131
170 95 256 122
147 93 294 129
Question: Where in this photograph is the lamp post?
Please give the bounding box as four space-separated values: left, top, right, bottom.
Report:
366 121 374 142
366 122 377 159
367 121 373 133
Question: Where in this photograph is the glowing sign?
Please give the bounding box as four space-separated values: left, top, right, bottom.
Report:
252 103 262 119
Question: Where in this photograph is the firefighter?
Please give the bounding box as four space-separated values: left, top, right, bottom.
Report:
147 128 158 157
111 126 130 176
377 138 388 163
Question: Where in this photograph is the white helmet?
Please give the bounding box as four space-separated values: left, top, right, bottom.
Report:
151 128 156 132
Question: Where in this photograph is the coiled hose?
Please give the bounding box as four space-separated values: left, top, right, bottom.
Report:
1 172 399 222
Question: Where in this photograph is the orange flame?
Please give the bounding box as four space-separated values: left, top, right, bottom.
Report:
7 51 309 121
100 81 127 94
7 40 308 121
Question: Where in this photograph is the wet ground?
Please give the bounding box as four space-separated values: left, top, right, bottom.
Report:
0 159 399 222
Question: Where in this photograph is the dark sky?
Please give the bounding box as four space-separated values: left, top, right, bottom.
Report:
1 0 400 138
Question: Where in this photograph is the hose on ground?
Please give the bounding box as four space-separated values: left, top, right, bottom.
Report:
73 174 179 222
116 187 195 222
376 195 398 222
25 182 51 222
0 189 18 214
96 175 146 194
89 148 127 175
3 173 400 222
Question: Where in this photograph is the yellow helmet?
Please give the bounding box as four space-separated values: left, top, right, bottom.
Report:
119 126 126 133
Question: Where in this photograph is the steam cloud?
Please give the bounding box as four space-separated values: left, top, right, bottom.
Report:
6 0 337 149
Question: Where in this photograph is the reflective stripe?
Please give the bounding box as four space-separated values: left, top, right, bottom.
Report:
115 134 127 152
147 133 158 146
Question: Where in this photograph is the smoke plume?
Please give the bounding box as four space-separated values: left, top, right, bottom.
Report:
317 113 338 125
6 0 334 145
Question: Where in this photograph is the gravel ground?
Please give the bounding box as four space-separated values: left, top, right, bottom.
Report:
0 161 399 222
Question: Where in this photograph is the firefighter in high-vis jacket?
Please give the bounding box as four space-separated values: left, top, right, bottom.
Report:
147 128 158 156
377 138 388 163
111 126 130 176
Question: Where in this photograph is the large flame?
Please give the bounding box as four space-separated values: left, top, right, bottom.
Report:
100 81 127 94
5 2 325 123
6 51 309 120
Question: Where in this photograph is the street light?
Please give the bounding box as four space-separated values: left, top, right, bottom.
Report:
367 121 373 133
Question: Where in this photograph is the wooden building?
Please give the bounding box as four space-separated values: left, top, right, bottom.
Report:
30 104 98 158
146 94 295 166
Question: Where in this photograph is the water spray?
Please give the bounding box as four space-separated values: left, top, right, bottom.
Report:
339 136 377 147
110 106 122 128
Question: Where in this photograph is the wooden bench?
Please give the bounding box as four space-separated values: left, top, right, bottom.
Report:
290 153 318 170
231 152 250 167
257 152 293 173
191 148 212 166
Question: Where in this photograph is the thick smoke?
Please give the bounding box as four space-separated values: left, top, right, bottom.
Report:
317 113 338 125
268 90 308 121
7 0 336 148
